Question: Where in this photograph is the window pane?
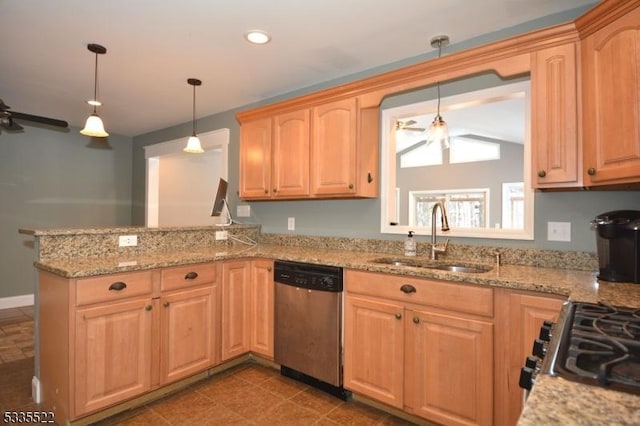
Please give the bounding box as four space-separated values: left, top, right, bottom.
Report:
401 141 442 168
450 137 500 164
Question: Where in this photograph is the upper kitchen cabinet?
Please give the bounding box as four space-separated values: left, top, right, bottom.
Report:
531 41 581 188
579 2 640 186
237 97 378 200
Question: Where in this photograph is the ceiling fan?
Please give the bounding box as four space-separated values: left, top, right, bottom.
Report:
0 98 68 133
395 119 425 132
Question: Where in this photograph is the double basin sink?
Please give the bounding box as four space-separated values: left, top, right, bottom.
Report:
370 257 492 274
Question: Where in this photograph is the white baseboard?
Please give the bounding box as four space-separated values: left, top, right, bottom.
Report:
0 294 34 310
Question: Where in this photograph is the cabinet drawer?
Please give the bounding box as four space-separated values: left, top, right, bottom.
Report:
345 270 493 317
76 271 153 306
161 262 216 292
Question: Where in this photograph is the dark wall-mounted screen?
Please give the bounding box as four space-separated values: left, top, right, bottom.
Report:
211 178 228 217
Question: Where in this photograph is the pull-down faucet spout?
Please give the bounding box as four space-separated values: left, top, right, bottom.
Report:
431 201 450 260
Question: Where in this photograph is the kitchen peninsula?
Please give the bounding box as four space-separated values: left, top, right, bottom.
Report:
21 225 640 426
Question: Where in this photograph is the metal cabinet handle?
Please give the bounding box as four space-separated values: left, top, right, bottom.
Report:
413 316 420 324
367 172 373 183
163 301 170 308
109 282 127 291
184 271 198 280
145 305 152 311
273 188 278 193
348 183 354 190
267 267 272 272
395 313 402 320
264 189 269 194
400 284 416 294
588 167 596 176
538 170 546 178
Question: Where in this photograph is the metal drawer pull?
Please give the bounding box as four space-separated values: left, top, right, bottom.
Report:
184 271 198 280
145 305 152 311
400 284 416 294
109 282 127 291
163 301 170 308
413 316 420 324
395 313 402 320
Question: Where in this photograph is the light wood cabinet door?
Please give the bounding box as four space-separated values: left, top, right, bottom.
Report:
160 285 217 385
311 98 358 195
239 117 272 199
531 42 580 188
405 309 494 426
249 259 274 358
273 109 310 197
582 6 640 185
343 295 404 409
495 290 564 426
74 298 153 417
221 261 251 360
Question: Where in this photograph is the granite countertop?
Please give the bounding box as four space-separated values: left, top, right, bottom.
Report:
31 241 640 424
33 242 640 307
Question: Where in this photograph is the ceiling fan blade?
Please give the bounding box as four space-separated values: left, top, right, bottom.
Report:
10 111 68 128
0 116 24 131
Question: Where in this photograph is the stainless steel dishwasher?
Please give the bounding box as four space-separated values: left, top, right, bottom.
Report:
273 260 350 400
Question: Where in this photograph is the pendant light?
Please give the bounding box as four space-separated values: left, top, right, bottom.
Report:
80 43 109 137
184 78 204 153
426 35 450 150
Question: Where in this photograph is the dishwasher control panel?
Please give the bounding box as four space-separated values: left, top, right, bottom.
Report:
274 260 343 292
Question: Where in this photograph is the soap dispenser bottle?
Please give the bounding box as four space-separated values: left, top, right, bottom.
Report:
404 231 416 257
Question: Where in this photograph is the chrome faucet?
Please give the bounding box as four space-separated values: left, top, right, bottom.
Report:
430 201 450 260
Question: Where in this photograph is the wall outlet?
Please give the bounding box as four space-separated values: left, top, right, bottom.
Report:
215 230 228 240
547 222 571 242
237 205 251 217
288 217 295 231
118 235 138 247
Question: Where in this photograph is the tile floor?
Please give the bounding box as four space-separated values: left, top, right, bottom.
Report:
0 307 426 425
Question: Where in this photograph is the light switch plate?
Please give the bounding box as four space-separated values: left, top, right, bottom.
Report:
547 222 571 242
237 205 251 217
288 217 295 231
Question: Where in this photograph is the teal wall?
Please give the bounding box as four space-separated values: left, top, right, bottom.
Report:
2 125 132 299
133 4 640 254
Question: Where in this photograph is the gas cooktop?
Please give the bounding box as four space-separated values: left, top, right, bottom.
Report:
552 302 640 395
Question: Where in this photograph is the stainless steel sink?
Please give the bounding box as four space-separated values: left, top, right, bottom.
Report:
370 257 491 273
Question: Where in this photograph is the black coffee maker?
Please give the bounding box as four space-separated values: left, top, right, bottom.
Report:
592 210 640 283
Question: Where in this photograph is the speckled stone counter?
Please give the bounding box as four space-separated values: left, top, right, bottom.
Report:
20 225 640 424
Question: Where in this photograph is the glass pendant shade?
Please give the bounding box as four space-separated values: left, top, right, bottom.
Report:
184 134 204 153
427 115 450 150
80 113 109 137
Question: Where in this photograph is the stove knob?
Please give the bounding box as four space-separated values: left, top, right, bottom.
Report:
525 356 538 370
532 339 547 358
519 366 535 390
543 320 554 328
539 324 552 341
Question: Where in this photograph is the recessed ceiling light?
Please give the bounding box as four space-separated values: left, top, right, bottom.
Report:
245 30 271 45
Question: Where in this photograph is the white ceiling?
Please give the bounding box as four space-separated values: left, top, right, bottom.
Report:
0 0 596 137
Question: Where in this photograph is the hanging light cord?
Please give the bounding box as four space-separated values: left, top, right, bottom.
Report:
192 83 197 136
92 52 98 113
435 40 442 118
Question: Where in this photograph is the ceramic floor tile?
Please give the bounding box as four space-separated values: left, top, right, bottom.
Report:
255 399 322 425
259 374 309 399
291 386 345 416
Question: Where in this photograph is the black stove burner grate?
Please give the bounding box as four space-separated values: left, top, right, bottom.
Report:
555 302 640 394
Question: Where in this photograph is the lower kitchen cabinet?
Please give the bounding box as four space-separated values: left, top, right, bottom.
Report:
405 309 493 426
159 285 218 384
344 270 494 426
221 259 274 361
38 262 219 423
74 297 153 415
494 289 565 426
344 295 404 408
249 259 274 358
